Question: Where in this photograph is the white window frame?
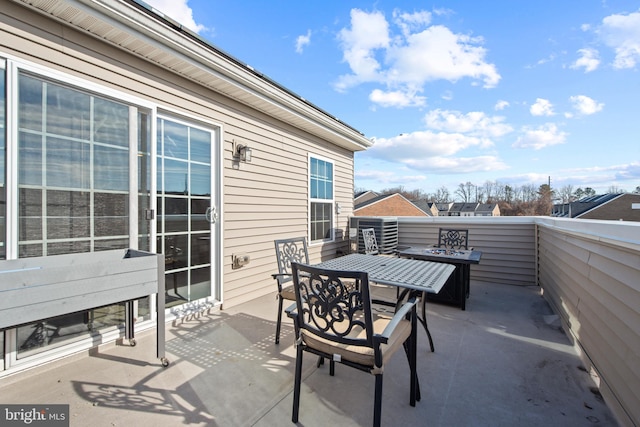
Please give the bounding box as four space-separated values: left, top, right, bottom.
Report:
308 154 335 244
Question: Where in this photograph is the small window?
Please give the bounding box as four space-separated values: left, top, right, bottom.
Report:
309 156 334 242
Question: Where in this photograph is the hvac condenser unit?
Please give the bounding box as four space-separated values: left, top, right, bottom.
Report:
349 216 398 255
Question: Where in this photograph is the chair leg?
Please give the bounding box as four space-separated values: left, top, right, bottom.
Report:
420 292 435 352
275 295 284 344
329 359 335 376
373 373 383 427
292 345 304 423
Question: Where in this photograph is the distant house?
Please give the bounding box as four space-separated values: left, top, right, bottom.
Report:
354 193 429 216
552 193 640 221
436 203 453 216
448 202 479 216
476 203 501 216
411 199 439 216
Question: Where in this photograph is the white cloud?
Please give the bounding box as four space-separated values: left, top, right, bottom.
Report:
364 130 508 173
335 9 390 91
424 109 512 138
512 123 567 150
598 10 640 69
571 48 600 72
569 95 604 115
392 10 433 37
369 89 426 107
530 98 555 116
144 0 206 33
335 9 500 105
494 100 509 110
296 30 312 54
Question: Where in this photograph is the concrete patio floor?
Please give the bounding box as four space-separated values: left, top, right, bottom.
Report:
1 281 618 426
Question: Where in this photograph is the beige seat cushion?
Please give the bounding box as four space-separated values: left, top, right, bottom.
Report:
280 284 296 301
301 314 411 368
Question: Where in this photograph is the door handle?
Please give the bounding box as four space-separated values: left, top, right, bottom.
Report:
206 206 218 224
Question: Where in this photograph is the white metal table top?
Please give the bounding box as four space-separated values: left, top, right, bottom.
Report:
312 253 455 294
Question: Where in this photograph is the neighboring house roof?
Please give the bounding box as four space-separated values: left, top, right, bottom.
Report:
22 0 372 152
476 203 500 214
436 203 452 213
553 193 640 221
410 199 437 216
354 191 380 205
449 203 464 212
552 194 621 218
461 203 479 212
354 193 429 216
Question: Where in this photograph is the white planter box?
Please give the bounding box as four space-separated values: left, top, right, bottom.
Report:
0 249 167 365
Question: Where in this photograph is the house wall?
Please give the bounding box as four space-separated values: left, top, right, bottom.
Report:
396 216 537 286
536 218 640 427
355 194 429 217
0 0 354 313
579 194 640 222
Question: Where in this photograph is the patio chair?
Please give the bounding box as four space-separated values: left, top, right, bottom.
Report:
362 227 379 255
287 262 420 427
272 237 309 344
436 228 470 250
418 228 471 351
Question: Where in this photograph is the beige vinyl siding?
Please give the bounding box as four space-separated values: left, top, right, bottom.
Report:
397 217 537 286
536 218 640 427
1 1 357 309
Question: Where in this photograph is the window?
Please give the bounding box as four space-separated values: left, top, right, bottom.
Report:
14 71 151 357
17 73 138 256
309 156 334 242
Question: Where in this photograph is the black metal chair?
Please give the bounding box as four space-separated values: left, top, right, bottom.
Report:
418 228 471 351
272 237 309 344
287 262 420 427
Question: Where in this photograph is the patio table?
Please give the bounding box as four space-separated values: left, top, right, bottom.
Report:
398 247 482 310
312 253 455 295
312 253 456 352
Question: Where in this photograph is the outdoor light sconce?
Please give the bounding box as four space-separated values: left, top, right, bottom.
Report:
335 202 342 215
233 140 252 162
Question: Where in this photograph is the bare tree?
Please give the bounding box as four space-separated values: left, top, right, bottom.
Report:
455 181 475 202
558 185 575 203
520 184 537 202
433 186 450 203
607 185 624 194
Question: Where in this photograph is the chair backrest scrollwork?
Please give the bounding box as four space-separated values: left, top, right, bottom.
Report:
362 228 379 255
437 228 469 250
274 237 309 285
292 263 373 346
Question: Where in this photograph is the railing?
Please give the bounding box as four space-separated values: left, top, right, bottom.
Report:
396 216 640 427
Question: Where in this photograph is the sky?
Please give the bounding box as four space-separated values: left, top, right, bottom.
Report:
142 0 640 197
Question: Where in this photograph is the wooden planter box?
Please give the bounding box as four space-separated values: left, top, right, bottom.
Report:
0 249 167 365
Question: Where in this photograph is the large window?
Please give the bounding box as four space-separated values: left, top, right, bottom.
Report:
14 72 151 357
309 156 334 242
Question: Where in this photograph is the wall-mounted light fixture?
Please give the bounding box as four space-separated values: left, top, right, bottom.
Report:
335 202 342 215
233 140 252 162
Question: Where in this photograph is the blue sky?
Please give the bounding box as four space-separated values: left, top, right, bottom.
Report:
144 0 640 196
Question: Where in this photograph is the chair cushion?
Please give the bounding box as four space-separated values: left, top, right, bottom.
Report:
280 284 296 301
300 314 411 368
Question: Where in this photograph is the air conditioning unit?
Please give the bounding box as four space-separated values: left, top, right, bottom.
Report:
349 216 398 255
